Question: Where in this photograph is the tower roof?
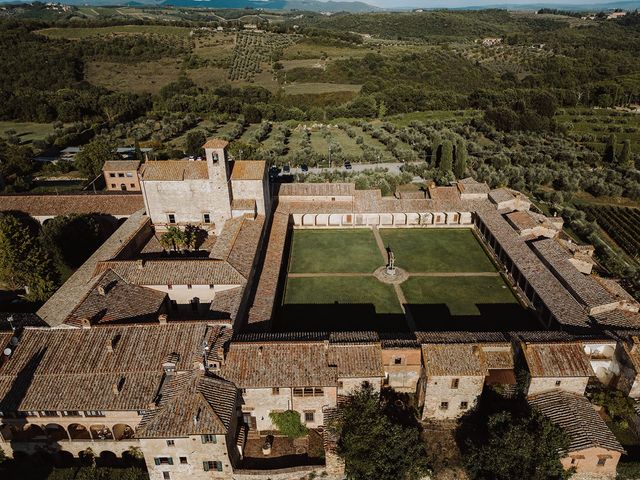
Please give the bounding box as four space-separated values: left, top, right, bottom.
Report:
203 138 229 149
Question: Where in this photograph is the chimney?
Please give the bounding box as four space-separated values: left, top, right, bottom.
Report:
97 285 106 296
108 334 121 353
136 259 145 270
158 314 168 325
81 318 91 329
257 346 263 356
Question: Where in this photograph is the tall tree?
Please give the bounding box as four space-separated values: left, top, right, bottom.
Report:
184 130 206 158
618 139 632 168
330 385 430 480
0 214 58 301
440 140 454 174
603 133 617 164
75 136 117 178
463 410 571 480
454 138 468 179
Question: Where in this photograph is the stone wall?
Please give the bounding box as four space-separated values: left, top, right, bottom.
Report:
382 348 422 393
527 377 589 397
562 446 621 476
231 178 269 216
422 375 484 420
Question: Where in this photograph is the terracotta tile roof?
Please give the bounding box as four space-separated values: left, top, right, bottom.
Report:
505 210 539 232
415 331 509 344
209 215 264 278
220 342 337 388
94 259 246 286
489 188 515 204
482 345 514 370
0 193 144 217
230 161 265 181
593 277 639 309
476 209 590 327
427 186 460 203
523 342 594 378
457 178 490 195
530 239 617 312
422 344 488 377
592 310 640 330
327 344 384 378
0 323 210 411
102 160 140 171
38 210 151 327
203 138 229 149
232 199 256 211
209 287 244 321
140 160 209 181
529 391 624 453
246 211 289 329
279 183 355 197
66 270 167 327
137 370 237 437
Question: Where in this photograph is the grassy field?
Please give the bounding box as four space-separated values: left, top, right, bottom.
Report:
0 122 56 143
36 25 193 39
283 83 362 95
378 228 496 272
402 276 518 316
288 229 383 273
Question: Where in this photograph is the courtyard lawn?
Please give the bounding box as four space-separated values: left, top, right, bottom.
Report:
378 228 496 273
288 229 384 273
279 276 406 332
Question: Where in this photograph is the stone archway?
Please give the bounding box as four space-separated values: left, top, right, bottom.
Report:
113 423 134 440
16 424 46 441
90 424 113 440
45 423 69 441
97 450 118 467
68 423 91 440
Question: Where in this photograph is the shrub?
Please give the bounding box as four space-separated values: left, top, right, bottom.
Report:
269 410 308 438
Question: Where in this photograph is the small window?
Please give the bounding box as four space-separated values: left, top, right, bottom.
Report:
394 357 402 365
241 388 247 394
460 401 468 410
209 284 215 289
109 173 116 178
293 388 303 397
451 379 459 389
62 411 81 417
163 473 170 480
118 172 125 177
85 411 105 417
201 434 217 444
171 300 178 310
203 461 222 472
337 381 344 389
111 184 116 188
191 299 199 311
555 380 561 387
130 184 135 188
167 214 176 224
203 213 211 224
166 440 175 447
304 411 315 423
179 457 188 465
440 402 449 410
597 457 607 467
126 172 133 177
304 387 313 396
272 388 280 395
154 457 173 465
167 284 173 290
187 284 192 289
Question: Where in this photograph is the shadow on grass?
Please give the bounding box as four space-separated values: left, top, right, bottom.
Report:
274 303 410 333
409 302 541 332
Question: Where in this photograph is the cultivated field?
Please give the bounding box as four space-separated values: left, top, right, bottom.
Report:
582 205 640 264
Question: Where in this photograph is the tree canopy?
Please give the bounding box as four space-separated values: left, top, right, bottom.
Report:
75 136 117 178
331 385 430 480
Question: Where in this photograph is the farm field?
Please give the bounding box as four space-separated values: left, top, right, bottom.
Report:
581 205 640 264
36 25 193 39
0 122 57 143
283 83 362 95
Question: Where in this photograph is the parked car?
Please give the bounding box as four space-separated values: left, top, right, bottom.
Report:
301 164 309 172
283 165 291 174
344 161 352 170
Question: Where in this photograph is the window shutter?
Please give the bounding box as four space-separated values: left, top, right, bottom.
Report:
154 458 161 466
167 457 174 465
203 461 210 472
216 461 222 472
212 435 217 444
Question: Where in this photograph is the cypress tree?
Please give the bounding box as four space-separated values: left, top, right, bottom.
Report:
603 133 616 164
619 139 632 167
454 138 467 179
440 140 453 174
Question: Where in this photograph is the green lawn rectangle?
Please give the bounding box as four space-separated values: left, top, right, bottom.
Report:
284 276 402 314
378 228 496 273
288 229 384 273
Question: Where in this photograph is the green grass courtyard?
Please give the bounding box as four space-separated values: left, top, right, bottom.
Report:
276 227 532 332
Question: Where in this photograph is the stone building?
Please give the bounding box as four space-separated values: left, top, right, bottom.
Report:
529 391 624 475
521 342 594 396
103 160 141 192
139 139 268 235
381 337 422 393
